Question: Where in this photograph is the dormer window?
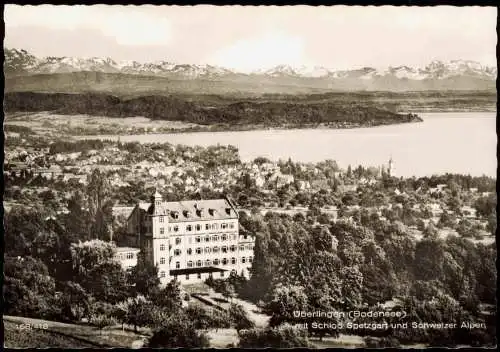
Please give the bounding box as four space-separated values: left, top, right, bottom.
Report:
196 209 204 217
208 208 216 216
183 210 191 218
171 211 179 219
225 208 231 215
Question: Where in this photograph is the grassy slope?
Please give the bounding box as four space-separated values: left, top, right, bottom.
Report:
3 315 148 348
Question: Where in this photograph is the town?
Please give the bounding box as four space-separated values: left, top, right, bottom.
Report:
4 127 497 348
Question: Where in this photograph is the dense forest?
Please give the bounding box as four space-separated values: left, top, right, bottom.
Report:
4 92 422 127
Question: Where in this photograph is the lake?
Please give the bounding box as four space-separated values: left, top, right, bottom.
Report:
83 112 497 178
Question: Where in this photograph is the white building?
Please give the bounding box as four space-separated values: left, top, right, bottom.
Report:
123 191 254 285
114 247 140 271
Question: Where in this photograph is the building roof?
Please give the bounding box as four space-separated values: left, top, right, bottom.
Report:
138 198 238 223
115 246 141 253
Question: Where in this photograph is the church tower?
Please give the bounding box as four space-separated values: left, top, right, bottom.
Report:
388 157 395 177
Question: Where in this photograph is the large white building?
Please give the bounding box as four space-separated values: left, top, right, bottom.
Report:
122 191 254 285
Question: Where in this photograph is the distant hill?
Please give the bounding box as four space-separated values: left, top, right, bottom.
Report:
4 91 422 127
5 48 497 93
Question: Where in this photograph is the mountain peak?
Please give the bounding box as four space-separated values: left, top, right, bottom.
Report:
4 48 496 91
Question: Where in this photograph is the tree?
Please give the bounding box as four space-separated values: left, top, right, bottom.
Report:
83 261 129 304
91 314 117 335
267 285 308 327
228 303 255 332
130 251 160 296
238 325 310 348
148 314 210 348
414 237 446 281
150 279 182 312
3 256 58 319
87 169 112 239
122 295 153 333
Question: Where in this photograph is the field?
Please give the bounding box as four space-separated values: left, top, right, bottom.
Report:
3 315 148 348
5 111 201 136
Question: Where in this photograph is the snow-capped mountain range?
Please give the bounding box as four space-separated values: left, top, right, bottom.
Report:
4 48 497 92
6 48 497 80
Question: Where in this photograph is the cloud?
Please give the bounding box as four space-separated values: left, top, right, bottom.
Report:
5 5 172 46
209 31 308 72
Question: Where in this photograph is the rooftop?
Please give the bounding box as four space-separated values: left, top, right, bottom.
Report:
115 246 140 253
138 198 238 222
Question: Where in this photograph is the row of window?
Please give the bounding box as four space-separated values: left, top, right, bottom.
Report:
160 243 255 255
159 269 248 279
182 257 253 268
158 256 253 268
158 219 236 232
157 235 249 249
117 252 136 260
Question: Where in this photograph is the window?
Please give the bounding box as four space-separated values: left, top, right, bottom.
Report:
205 224 210 230
175 238 182 245
160 227 165 235
213 246 220 253
126 252 134 259
205 235 210 242
231 257 236 265
174 225 179 232
159 216 164 223
241 257 246 263
195 236 201 243
213 259 220 265
229 223 235 229
221 223 228 229
222 246 228 253
186 225 192 232
205 247 211 254
168 226 172 232
239 244 245 251
196 224 202 231
196 260 202 267
222 234 227 241
220 271 224 278
187 261 193 268
212 224 218 230
176 261 180 269
198 273 202 279
160 257 166 264
247 244 253 251
212 235 219 241
230 245 236 252
187 248 193 255
222 258 228 265
243 235 248 240
186 274 189 280
248 256 253 263
174 249 181 256
205 259 211 266
160 271 165 278
196 248 202 255
160 244 166 251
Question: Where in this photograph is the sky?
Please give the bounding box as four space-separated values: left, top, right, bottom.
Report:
4 5 498 72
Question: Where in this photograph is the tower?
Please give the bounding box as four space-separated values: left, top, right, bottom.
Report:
388 157 394 177
148 189 171 284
